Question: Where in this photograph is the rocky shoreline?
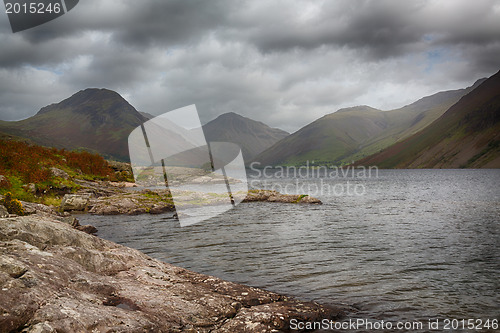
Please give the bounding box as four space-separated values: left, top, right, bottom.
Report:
0 213 344 332
0 182 342 332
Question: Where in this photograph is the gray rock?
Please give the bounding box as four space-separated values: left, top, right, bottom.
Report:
57 216 79 227
0 204 8 218
75 224 98 234
149 203 174 214
20 201 58 216
50 167 69 179
0 215 344 332
88 204 121 215
22 321 55 333
0 256 28 278
60 194 91 211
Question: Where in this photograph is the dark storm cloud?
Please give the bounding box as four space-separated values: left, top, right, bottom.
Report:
0 0 500 129
231 1 426 58
111 0 234 47
14 0 233 46
0 0 233 67
230 0 500 61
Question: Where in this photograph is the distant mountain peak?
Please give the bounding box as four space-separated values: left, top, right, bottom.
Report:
335 105 379 113
219 111 240 117
472 77 488 88
210 112 288 132
203 112 289 161
77 87 118 96
213 112 248 121
36 88 131 116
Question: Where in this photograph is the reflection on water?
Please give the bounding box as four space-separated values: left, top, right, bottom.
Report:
79 169 500 322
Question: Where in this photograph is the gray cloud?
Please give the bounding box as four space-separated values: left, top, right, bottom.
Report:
231 1 426 57
0 0 499 130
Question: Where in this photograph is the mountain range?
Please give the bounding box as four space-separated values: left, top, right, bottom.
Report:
356 70 500 168
254 79 486 166
0 70 498 168
0 89 288 162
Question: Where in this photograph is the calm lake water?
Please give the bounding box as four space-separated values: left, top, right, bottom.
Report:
79 169 500 326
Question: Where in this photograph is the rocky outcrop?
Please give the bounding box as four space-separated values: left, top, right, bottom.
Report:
60 194 91 212
243 190 322 204
86 188 322 216
74 179 127 197
88 189 174 215
0 215 343 332
20 201 59 216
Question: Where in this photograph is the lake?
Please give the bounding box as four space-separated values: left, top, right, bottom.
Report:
78 169 500 326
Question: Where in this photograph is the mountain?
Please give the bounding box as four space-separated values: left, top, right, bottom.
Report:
356 70 500 168
0 88 147 161
254 81 484 166
202 112 289 162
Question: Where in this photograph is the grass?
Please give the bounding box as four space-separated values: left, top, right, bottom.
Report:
41 196 63 207
295 194 308 202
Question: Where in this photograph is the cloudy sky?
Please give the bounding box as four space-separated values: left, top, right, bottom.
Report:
1 0 499 132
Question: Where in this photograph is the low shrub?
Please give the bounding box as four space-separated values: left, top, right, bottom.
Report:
1 192 24 215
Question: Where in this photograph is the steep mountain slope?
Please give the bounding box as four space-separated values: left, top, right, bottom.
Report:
255 106 387 166
254 81 483 166
349 79 486 162
0 89 147 161
202 112 289 162
357 70 500 168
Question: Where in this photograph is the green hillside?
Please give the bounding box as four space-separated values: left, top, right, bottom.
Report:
255 106 387 166
357 71 500 168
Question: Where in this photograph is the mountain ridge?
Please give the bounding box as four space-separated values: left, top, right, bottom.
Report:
254 79 484 166
356 71 500 168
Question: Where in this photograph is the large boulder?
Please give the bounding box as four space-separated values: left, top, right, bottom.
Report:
60 194 91 211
